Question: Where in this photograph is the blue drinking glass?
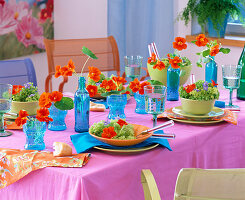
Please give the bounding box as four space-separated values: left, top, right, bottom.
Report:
167 65 180 101
74 77 90 133
134 92 147 114
48 104 68 131
107 94 127 120
205 56 217 84
23 119 46 150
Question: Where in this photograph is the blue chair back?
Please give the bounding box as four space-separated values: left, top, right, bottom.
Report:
0 58 37 86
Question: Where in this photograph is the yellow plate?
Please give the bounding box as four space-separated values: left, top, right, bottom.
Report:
94 144 159 154
172 106 224 119
167 116 223 124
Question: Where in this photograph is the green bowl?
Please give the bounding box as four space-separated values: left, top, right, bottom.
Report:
147 63 192 86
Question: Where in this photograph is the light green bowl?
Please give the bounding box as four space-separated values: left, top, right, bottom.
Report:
180 98 215 115
147 63 192 86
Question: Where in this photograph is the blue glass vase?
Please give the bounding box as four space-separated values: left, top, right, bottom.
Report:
167 65 180 101
48 104 68 131
74 77 90 133
134 92 147 114
205 56 217 84
23 120 46 151
107 94 127 120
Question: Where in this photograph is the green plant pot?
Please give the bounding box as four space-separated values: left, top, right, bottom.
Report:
180 98 215 115
147 63 192 86
10 101 39 116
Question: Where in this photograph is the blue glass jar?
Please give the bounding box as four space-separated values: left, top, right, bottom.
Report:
205 56 217 84
167 65 180 101
48 104 68 131
23 120 46 150
107 94 127 120
74 77 90 133
134 92 147 114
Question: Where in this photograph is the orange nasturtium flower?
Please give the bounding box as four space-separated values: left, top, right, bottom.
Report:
121 91 130 95
183 84 196 93
169 56 182 69
12 85 24 95
147 52 157 64
39 92 52 108
88 66 101 82
101 127 117 139
86 85 98 97
210 44 220 57
138 81 151 95
117 119 128 128
100 80 117 92
153 60 165 71
211 80 218 87
60 66 73 76
173 37 187 51
195 34 209 47
55 65 62 78
129 78 141 93
49 91 63 102
15 110 29 126
112 76 127 86
67 59 75 72
36 107 53 122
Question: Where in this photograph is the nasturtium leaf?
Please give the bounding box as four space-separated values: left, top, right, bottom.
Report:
54 97 74 110
202 49 210 57
219 48 230 54
196 62 203 68
81 46 98 59
191 41 196 44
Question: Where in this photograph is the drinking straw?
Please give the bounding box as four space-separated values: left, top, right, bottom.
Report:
190 74 195 84
152 42 160 59
148 44 152 57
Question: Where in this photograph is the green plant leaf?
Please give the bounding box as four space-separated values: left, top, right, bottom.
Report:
219 48 230 54
196 52 201 55
202 49 210 57
147 80 164 85
81 46 98 59
54 97 74 110
196 62 203 68
191 41 196 44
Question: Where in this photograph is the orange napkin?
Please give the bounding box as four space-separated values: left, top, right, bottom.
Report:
4 120 22 130
0 148 90 189
158 108 237 125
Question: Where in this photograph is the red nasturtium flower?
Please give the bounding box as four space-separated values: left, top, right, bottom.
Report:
147 52 157 64
183 84 196 93
169 56 182 69
129 78 141 93
36 107 53 122
173 37 187 51
88 66 101 82
211 80 218 87
39 92 52 108
195 34 209 47
15 110 29 126
100 80 117 92
86 85 98 97
210 44 220 57
138 81 151 95
101 127 117 139
49 91 63 102
117 119 128 128
153 60 165 70
12 85 24 95
112 76 127 85
121 91 130 95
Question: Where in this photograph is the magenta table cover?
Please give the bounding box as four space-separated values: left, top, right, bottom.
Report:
0 90 245 200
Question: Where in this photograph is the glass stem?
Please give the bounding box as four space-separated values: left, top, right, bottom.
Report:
153 114 157 127
229 89 233 107
0 114 4 132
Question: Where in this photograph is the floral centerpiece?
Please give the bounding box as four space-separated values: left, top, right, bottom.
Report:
179 80 219 115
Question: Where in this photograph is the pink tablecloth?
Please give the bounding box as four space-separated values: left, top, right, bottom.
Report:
0 90 245 200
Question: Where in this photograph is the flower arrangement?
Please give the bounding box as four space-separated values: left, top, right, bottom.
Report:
179 80 219 101
89 119 135 139
191 34 230 67
12 82 39 102
0 0 54 59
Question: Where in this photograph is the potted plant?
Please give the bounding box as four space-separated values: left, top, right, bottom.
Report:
179 80 219 115
178 0 244 37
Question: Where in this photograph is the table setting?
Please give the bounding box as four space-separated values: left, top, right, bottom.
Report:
0 34 245 199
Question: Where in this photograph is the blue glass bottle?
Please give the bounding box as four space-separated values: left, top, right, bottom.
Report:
134 92 147 114
74 77 90 132
205 56 217 84
23 120 46 151
48 104 68 131
107 94 127 120
167 65 180 101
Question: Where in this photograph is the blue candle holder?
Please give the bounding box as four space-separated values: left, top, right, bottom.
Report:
107 94 127 120
134 92 147 114
205 56 217 84
23 120 46 151
167 65 180 101
48 104 68 131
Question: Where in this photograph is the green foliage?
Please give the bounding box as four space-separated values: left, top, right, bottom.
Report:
179 80 219 100
12 83 39 102
89 120 107 137
178 0 244 35
82 46 98 59
114 124 135 140
147 80 164 85
54 97 74 110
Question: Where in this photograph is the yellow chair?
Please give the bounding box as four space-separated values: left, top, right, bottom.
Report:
141 168 245 200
